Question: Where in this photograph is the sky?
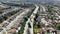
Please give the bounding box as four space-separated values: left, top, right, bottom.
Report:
0 0 60 3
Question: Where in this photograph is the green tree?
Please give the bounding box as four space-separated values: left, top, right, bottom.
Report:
0 10 3 14
23 16 28 22
56 24 60 30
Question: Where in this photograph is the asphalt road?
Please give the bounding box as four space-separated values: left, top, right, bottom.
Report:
23 5 39 34
0 8 32 34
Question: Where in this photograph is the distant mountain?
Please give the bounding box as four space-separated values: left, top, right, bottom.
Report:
0 0 60 4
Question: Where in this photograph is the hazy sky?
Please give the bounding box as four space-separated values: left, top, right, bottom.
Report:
0 0 60 2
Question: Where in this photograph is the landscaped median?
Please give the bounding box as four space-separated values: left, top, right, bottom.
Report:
18 8 35 34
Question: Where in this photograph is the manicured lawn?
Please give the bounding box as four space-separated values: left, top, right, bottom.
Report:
34 28 38 33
